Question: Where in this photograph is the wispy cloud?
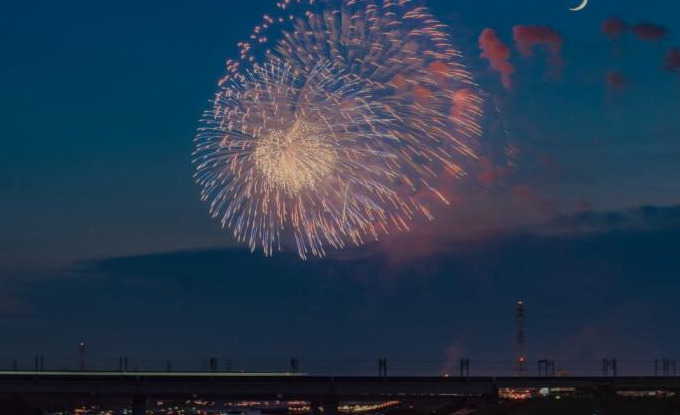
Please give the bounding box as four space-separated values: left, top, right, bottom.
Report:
665 47 680 73
632 23 669 41
602 17 628 38
479 29 515 89
513 25 564 68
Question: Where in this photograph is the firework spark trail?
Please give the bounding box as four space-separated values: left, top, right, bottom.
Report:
195 0 484 259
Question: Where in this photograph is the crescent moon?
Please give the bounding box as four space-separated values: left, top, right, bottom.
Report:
570 0 589 11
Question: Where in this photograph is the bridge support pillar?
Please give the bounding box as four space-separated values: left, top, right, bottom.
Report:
132 395 146 415
310 401 321 415
323 399 339 415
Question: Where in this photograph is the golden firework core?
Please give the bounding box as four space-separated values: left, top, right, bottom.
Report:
254 119 336 194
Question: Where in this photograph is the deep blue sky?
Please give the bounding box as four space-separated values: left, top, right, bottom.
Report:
1 0 680 373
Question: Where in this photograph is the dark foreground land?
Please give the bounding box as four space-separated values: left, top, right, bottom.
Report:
481 399 679 415
1 399 680 415
4 372 680 414
403 399 680 415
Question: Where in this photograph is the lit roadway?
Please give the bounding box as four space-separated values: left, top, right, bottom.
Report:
1 371 679 414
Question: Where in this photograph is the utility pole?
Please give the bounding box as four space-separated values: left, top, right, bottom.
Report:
79 342 86 371
516 301 526 376
378 358 388 378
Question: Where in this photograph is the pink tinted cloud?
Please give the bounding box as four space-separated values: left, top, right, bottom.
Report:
605 71 627 90
513 25 564 67
665 47 680 73
602 17 628 38
479 28 515 89
539 154 564 176
513 184 556 213
476 157 512 186
575 199 594 213
450 88 474 119
632 23 669 41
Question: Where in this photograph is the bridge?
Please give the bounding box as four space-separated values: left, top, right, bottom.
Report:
1 371 680 415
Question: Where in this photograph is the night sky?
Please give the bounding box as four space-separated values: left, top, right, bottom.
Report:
1 0 680 374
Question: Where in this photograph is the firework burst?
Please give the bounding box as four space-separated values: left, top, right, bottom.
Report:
195 0 484 258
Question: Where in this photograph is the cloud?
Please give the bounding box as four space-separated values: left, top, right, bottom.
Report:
4 204 680 363
605 71 627 91
513 184 556 213
40 204 680 364
632 23 669 41
602 17 628 38
427 61 451 87
479 28 515 89
544 205 680 235
376 204 680 263
665 47 680 73
575 199 594 213
513 25 564 67
476 157 512 186
450 88 475 119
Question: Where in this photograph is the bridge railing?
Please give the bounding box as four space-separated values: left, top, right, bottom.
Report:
0 357 676 377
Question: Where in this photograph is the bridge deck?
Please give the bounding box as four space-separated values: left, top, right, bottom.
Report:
0 372 679 401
